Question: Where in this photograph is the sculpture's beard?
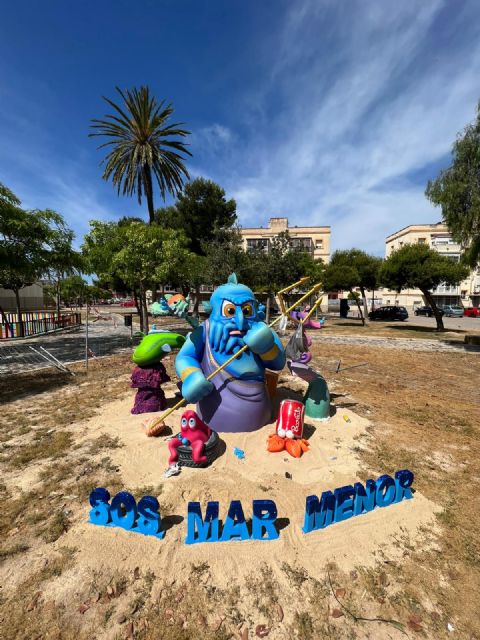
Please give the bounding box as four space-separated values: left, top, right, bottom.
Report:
209 320 249 355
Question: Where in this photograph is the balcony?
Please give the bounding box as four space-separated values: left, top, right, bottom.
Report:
246 238 270 252
288 237 314 253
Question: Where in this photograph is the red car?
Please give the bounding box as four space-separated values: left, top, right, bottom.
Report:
120 299 137 308
464 307 480 318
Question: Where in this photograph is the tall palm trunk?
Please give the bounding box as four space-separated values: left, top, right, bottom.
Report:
144 165 155 224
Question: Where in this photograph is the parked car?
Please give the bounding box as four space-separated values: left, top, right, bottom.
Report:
441 305 464 317
414 306 444 317
464 307 480 318
368 306 409 321
120 299 137 308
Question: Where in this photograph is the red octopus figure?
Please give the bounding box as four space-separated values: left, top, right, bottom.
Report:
168 410 212 466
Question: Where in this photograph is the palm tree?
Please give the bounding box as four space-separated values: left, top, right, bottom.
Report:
90 86 191 224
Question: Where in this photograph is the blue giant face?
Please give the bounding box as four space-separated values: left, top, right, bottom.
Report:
208 275 259 355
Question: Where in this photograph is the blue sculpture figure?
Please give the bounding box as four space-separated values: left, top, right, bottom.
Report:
175 274 285 432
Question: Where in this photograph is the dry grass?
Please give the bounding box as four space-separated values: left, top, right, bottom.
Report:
0 347 479 639
319 315 480 341
314 342 480 638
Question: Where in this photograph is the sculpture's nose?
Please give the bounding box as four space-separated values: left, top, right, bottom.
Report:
235 306 247 331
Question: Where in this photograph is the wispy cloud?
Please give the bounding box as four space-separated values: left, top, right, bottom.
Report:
2 0 480 258
203 0 480 255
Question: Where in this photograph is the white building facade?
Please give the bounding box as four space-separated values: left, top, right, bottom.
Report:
381 223 480 308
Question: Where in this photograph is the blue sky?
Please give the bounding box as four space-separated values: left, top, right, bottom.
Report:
1 0 480 256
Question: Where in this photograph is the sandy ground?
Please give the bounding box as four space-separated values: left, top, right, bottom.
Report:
42 373 439 605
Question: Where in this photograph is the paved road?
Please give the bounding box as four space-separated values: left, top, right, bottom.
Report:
0 314 196 376
343 311 480 332
310 333 479 353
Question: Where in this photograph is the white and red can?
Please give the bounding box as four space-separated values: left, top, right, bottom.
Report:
276 399 305 439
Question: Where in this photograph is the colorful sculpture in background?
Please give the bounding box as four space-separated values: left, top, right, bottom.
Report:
290 305 325 329
130 333 185 416
150 293 201 329
175 274 286 433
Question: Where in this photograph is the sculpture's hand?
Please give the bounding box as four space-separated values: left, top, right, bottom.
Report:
181 370 214 403
243 322 275 356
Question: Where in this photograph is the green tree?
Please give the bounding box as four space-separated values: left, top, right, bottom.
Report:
323 260 365 324
202 227 247 286
0 183 77 331
156 178 238 306
44 224 83 318
426 102 480 267
90 86 191 224
323 250 381 325
83 220 190 332
156 178 237 253
379 243 469 331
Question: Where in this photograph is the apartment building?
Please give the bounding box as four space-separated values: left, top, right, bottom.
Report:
240 217 330 263
381 222 480 308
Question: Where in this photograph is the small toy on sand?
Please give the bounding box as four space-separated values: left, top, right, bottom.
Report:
234 447 245 460
168 410 211 465
166 410 220 469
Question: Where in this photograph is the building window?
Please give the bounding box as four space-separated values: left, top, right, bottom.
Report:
315 240 323 249
418 238 426 244
289 237 313 253
246 238 269 252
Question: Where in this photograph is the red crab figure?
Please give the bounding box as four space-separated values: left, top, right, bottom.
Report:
168 410 212 466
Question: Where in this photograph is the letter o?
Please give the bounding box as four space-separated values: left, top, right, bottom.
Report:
110 491 137 530
375 475 396 507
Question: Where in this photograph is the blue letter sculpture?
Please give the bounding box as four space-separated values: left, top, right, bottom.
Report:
175 274 285 432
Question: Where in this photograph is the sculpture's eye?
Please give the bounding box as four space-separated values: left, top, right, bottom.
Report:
242 303 254 317
188 417 197 429
181 417 188 428
222 301 236 317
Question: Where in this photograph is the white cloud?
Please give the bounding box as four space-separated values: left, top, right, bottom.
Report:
208 0 480 255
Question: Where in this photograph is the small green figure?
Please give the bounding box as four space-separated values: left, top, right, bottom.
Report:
288 361 331 421
303 374 330 421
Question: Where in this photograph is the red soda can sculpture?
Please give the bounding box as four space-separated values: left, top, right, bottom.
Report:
276 399 305 439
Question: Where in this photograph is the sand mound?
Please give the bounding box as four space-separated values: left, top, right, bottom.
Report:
58 375 438 594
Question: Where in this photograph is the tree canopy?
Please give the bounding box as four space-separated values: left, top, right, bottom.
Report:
155 177 237 255
82 219 191 332
426 101 480 267
323 249 382 324
0 182 78 324
379 243 469 330
90 86 191 224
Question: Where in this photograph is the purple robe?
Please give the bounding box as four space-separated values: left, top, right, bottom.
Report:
131 363 170 414
197 323 271 433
